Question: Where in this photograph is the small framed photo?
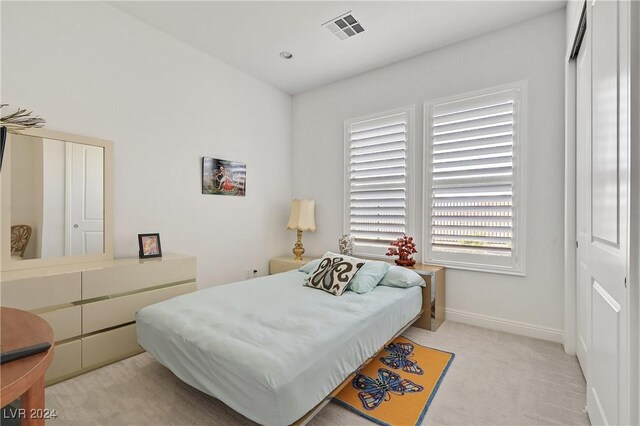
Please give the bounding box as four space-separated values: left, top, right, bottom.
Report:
138 233 162 259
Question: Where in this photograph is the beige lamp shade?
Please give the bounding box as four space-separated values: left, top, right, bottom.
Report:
287 199 316 232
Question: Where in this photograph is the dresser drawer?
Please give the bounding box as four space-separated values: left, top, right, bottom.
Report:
82 257 196 299
82 282 196 333
38 306 82 342
1 272 81 310
82 324 141 368
46 340 82 384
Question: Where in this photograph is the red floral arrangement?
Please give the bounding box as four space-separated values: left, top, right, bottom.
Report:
386 235 417 267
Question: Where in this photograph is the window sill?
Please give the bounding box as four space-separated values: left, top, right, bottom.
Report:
422 258 526 277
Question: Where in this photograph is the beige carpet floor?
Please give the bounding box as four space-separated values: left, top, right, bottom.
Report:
46 321 590 425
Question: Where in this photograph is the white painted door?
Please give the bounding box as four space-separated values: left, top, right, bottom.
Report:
575 14 591 375
66 143 104 255
585 0 630 424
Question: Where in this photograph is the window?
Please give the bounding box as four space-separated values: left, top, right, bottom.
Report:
344 107 414 258
424 84 526 275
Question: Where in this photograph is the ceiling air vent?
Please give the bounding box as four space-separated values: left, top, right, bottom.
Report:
322 11 364 40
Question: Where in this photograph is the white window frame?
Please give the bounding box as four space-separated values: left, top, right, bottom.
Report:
343 105 416 259
423 82 527 276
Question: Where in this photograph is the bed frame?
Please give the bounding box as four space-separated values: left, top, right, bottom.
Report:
293 275 438 425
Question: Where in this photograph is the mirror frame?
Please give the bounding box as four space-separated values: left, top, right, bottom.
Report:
0 128 113 271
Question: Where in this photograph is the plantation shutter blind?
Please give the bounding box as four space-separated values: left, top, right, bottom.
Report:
348 111 408 255
428 89 519 259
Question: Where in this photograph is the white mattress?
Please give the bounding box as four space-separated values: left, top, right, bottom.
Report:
136 270 422 425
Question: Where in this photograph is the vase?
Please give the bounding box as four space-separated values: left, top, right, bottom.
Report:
338 234 355 256
395 258 416 267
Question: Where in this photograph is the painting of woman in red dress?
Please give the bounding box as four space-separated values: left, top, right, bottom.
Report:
202 157 246 196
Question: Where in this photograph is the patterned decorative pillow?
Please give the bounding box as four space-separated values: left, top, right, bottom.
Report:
304 253 365 296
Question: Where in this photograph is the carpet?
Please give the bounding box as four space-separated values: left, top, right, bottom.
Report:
43 322 589 425
333 336 454 426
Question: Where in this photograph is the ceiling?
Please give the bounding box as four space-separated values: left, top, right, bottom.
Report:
111 1 565 95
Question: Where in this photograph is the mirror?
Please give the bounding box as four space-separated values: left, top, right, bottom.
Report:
1 128 113 270
10 135 104 260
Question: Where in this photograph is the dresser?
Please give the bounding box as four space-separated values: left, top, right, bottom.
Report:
0 253 196 385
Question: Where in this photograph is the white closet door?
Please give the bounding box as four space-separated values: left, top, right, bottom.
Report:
586 0 630 424
66 143 104 256
575 12 591 375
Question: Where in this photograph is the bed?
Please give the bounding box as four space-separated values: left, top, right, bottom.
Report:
136 269 427 425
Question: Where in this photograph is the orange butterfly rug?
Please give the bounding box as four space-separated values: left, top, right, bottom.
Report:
333 336 454 426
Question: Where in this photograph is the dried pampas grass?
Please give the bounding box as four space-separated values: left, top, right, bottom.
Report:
0 104 46 131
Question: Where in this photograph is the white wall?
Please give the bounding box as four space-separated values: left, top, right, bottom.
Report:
1 1 292 286
292 10 567 340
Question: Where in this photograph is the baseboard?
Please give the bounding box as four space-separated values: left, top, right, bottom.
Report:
445 308 563 343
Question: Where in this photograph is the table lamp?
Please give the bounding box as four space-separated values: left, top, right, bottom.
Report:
287 199 316 261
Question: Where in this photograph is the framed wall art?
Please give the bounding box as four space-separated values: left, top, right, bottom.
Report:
202 157 246 196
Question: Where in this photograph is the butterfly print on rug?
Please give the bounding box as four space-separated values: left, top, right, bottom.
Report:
380 342 424 375
352 368 423 410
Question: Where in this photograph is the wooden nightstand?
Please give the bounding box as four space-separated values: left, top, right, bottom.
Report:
410 264 446 332
269 256 319 274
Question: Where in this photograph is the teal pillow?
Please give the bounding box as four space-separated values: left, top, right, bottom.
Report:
299 258 321 273
348 261 391 294
379 266 425 288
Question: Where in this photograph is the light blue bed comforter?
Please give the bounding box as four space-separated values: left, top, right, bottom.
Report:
136 270 422 425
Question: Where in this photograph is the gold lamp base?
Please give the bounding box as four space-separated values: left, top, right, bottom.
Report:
292 229 305 261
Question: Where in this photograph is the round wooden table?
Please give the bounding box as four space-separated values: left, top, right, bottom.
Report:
1 307 54 426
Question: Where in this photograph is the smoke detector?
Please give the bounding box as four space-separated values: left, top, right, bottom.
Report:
322 11 365 40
